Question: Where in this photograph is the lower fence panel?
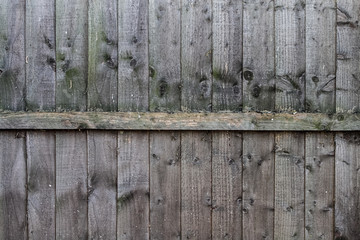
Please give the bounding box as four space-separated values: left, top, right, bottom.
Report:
0 130 358 239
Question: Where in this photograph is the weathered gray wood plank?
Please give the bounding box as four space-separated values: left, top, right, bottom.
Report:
336 0 360 112
335 133 360 239
88 131 117 240
212 0 242 112
212 131 242 239
305 0 336 113
56 131 87 239
0 131 27 239
243 0 275 111
117 131 149 239
88 0 118 111
181 0 212 111
27 131 55 240
243 132 274 239
26 0 56 111
118 0 149 112
150 131 181 239
0 0 25 111
181 131 212 239
275 0 306 112
56 0 87 111
305 133 334 240
149 0 181 112
274 133 305 239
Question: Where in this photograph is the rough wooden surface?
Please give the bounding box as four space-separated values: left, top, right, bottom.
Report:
0 0 25 111
150 131 181 239
181 131 212 239
243 0 275 111
243 132 274 239
212 131 242 239
88 131 117 240
56 0 88 111
55 131 88 239
335 133 360 239
88 0 118 111
305 0 336 113
305 133 334 240
274 133 305 239
117 131 149 239
0 112 359 131
212 0 242 112
26 0 56 111
149 0 181 112
27 131 55 240
275 0 306 112
0 131 27 239
181 0 212 111
118 0 149 112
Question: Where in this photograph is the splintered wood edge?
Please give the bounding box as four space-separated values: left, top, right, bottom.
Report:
0 112 358 131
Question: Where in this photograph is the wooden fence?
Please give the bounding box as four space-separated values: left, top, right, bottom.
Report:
1 0 360 239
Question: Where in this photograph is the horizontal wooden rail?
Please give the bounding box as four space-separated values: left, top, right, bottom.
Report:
0 112 359 131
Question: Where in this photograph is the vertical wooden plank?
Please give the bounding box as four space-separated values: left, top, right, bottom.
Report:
0 0 25 110
88 0 118 111
27 131 55 240
212 0 242 112
335 133 360 239
305 133 334 240
275 0 306 112
26 0 56 111
118 0 149 112
0 131 27 239
212 131 242 239
305 0 336 113
336 0 360 112
56 0 88 111
56 131 87 239
150 131 181 239
243 133 275 239
118 131 149 239
88 131 117 239
181 0 212 112
274 133 305 239
181 131 212 239
243 0 275 111
149 0 181 112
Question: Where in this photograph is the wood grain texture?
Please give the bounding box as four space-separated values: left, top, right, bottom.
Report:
335 133 360 239
150 131 181 239
305 0 336 113
305 133 334 240
243 0 275 111
118 0 149 112
212 0 242 112
55 131 88 239
181 131 212 239
56 0 88 111
274 133 305 239
243 133 275 240
88 0 118 111
27 131 55 240
275 0 306 112
149 0 181 112
0 131 27 239
181 0 212 112
117 131 149 239
336 0 360 112
88 131 117 240
212 131 242 239
0 0 25 111
26 0 56 111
